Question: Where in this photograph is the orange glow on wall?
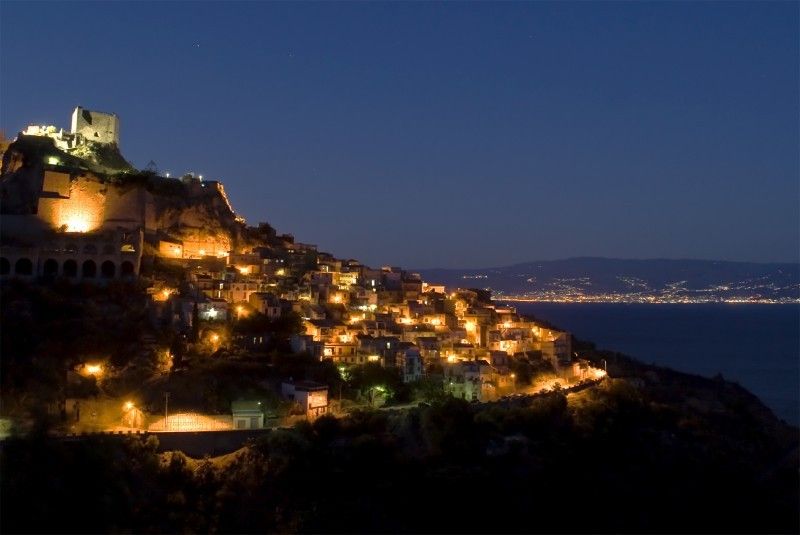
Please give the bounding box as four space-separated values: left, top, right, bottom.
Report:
40 176 106 233
62 212 93 232
158 241 183 258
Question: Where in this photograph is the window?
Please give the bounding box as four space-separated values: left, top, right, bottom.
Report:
43 259 58 277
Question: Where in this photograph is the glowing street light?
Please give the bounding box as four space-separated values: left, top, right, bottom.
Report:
337 365 350 381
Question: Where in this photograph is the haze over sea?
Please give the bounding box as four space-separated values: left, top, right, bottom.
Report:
512 303 799 425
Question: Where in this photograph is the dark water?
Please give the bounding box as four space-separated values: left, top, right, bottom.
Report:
513 303 800 425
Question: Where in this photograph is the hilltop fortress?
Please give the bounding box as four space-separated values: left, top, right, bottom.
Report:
24 106 120 150
0 107 246 281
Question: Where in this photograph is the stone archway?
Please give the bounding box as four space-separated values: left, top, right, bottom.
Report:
121 261 135 278
82 260 97 278
43 258 59 278
101 260 116 279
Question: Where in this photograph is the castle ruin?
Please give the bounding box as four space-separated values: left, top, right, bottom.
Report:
1 107 244 283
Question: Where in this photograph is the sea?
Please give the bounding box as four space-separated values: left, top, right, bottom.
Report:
511 302 800 425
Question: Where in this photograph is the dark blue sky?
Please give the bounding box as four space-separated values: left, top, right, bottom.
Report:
2 2 797 268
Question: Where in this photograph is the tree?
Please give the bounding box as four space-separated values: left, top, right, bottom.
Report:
412 377 447 404
347 363 404 405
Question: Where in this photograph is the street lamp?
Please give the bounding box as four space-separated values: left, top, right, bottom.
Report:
122 401 140 428
369 385 386 407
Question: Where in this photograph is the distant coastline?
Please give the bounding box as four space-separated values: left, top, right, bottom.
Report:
419 257 800 304
497 295 799 305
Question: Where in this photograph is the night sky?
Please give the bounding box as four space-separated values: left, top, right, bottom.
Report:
1 2 797 268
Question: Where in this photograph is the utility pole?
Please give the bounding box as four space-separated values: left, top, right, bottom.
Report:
164 391 170 431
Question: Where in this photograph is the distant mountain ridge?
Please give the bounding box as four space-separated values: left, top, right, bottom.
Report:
418 257 800 303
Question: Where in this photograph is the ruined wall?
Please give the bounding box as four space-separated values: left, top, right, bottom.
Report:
4 159 245 260
71 107 119 145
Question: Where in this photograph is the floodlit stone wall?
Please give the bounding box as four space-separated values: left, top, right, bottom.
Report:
71 106 119 145
37 175 107 233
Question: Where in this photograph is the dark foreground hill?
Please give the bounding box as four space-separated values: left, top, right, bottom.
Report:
2 349 797 534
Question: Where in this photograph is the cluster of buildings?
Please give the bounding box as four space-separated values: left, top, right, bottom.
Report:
158 247 574 404
1 107 576 418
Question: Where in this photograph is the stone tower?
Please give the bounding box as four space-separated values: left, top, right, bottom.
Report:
70 106 119 145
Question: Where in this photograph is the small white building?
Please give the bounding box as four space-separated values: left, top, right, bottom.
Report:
281 380 329 419
231 400 264 429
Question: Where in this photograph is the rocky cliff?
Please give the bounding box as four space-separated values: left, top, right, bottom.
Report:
1 137 254 253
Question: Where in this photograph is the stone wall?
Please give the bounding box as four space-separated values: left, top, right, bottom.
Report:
71 107 119 146
37 174 107 233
